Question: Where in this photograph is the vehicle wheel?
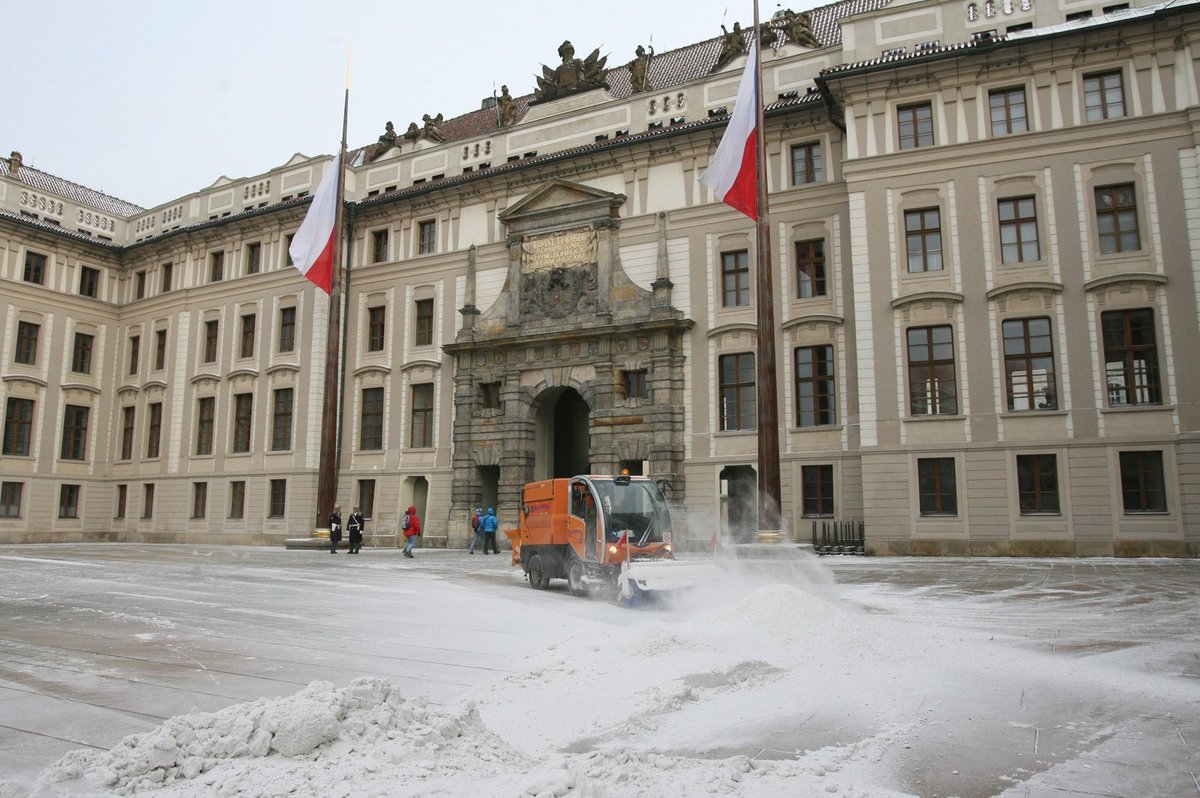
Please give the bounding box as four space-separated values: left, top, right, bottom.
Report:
567 558 587 597
527 554 550 590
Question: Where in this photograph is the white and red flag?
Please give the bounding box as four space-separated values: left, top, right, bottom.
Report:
699 37 759 220
288 152 343 294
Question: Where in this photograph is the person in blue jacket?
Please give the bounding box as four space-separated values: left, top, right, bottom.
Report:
480 507 500 554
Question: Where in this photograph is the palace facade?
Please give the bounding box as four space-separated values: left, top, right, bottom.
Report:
2 0 1198 555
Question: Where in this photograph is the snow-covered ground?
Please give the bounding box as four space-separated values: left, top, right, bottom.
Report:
0 545 1196 797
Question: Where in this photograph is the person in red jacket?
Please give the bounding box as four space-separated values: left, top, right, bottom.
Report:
402 505 421 558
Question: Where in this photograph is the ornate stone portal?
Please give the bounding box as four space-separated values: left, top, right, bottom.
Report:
444 179 692 538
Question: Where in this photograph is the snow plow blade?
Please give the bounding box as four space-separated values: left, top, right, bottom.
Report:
618 560 725 604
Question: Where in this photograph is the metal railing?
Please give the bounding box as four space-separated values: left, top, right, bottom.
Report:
811 520 865 555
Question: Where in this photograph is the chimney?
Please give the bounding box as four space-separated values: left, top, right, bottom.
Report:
8 151 21 175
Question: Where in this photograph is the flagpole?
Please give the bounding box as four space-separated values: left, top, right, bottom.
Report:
751 0 784 541
315 75 351 531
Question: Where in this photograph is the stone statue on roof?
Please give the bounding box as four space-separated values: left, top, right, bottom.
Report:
421 113 445 142
781 9 821 49
712 22 748 72
403 122 421 142
498 85 518 127
364 121 399 163
629 45 653 93
533 40 609 104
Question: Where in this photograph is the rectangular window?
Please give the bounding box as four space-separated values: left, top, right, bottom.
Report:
998 196 1040 263
719 352 756 431
79 266 100 297
1102 308 1161 406
24 252 46 284
278 307 296 353
229 480 246 519
232 393 253 453
239 313 256 359
623 370 648 401
359 479 376 519
146 402 163 459
246 242 261 275
1084 71 1125 121
269 479 287 518
135 270 147 299
120 406 136 460
15 321 39 365
161 262 173 292
795 239 826 298
61 404 89 460
192 482 208 519
210 251 225 282
1017 454 1060 514
989 86 1028 135
203 320 219 363
1119 451 1167 513
1003 317 1056 411
368 306 386 352
372 229 389 263
907 325 957 415
128 335 140 376
142 483 155 519
794 345 836 427
285 234 295 266
1095 183 1140 254
898 102 934 149
918 457 957 515
71 332 94 374
480 381 503 409
790 141 822 185
418 219 437 254
415 298 434 346
154 329 167 370
115 484 127 519
801 464 834 517
3 397 34 456
721 250 750 307
411 383 434 447
905 208 943 272
360 387 384 449
1 482 22 518
196 396 215 455
271 388 293 451
59 484 80 519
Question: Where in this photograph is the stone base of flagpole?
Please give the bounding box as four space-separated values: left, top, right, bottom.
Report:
754 529 785 544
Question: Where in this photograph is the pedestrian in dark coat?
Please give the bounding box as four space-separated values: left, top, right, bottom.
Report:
329 505 342 554
468 507 484 553
402 505 421 558
347 506 365 554
481 507 500 554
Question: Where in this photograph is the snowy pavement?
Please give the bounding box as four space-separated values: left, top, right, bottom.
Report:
0 544 1196 797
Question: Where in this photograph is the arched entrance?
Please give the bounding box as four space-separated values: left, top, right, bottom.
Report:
720 465 758 543
534 387 591 479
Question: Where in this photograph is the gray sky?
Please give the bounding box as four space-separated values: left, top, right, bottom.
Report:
5 0 815 210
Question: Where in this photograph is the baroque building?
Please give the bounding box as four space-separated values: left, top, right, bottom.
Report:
2 0 1198 556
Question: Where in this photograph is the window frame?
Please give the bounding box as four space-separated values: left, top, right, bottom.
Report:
367 306 386 352
232 393 253 453
1003 317 1057 412
801 464 835 518
246 242 262 275
128 335 140 376
271 387 294 451
997 195 1040 264
718 352 756 432
917 456 958 516
210 250 225 282
203 320 219 364
410 383 434 448
360 386 384 450
794 344 836 427
0 481 23 518
904 207 943 273
414 299 434 347
790 141 823 185
154 329 167 371
897 102 934 149
71 332 94 374
721 250 751 308
79 265 100 297
229 480 246 519
23 251 47 285
278 307 296 353
988 85 1028 136
372 229 390 263
3 397 35 457
622 370 648 402
1118 450 1167 514
196 396 215 456
120 406 136 460
418 219 437 255
58 484 80 519
239 313 256 359
60 404 90 461
146 402 163 459
142 483 155 519
795 239 827 299
269 479 287 518
14 321 39 365
161 263 173 293
1017 453 1060 515
907 325 958 416
1102 308 1161 407
1094 183 1141 255
1084 70 1126 121
192 481 208 519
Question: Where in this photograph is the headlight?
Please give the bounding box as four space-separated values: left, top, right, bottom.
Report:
663 544 672 552
607 545 618 556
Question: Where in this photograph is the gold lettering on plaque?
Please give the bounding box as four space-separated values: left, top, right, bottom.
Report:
522 228 597 272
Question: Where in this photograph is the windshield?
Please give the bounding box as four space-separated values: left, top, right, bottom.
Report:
591 479 672 545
